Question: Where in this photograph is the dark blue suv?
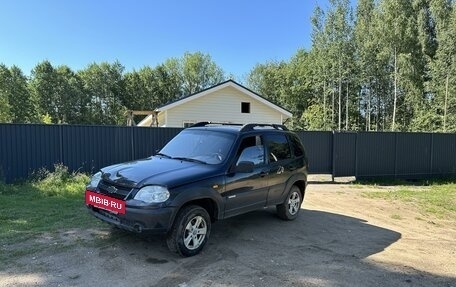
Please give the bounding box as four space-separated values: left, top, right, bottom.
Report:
86 122 308 256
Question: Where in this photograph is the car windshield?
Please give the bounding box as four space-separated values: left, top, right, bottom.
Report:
158 130 236 165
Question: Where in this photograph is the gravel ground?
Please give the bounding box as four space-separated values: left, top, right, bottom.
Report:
1 183 455 287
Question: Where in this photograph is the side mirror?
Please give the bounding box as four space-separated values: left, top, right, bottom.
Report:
235 161 255 173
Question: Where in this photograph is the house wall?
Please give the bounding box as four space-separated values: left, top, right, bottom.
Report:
159 86 286 127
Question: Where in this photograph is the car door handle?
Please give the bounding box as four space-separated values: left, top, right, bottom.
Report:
276 166 284 174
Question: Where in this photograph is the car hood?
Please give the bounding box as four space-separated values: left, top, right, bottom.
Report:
100 156 218 188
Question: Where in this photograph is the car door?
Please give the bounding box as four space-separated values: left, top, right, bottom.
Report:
223 135 269 218
263 133 295 205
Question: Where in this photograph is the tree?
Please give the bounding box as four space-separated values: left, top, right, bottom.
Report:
374 0 423 131
431 2 456 131
55 65 88 124
8 66 38 123
78 61 126 125
181 52 225 95
0 64 12 122
123 63 183 121
247 61 288 105
30 61 61 123
355 0 377 131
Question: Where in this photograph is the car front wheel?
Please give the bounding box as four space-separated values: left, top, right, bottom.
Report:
277 186 302 220
166 205 211 257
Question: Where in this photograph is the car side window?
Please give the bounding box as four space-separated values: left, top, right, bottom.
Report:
265 134 291 162
289 134 304 157
236 136 265 166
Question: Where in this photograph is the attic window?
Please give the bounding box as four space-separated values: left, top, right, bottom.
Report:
241 102 251 113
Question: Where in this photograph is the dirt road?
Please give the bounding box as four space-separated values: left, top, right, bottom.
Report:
1 183 455 287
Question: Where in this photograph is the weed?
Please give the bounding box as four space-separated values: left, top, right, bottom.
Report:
362 183 456 220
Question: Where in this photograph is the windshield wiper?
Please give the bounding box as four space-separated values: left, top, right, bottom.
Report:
155 152 172 159
173 157 207 164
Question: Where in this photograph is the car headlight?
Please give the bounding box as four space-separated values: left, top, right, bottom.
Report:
134 186 170 203
89 171 102 188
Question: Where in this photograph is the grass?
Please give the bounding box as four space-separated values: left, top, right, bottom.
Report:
0 165 101 266
362 182 456 220
390 214 402 220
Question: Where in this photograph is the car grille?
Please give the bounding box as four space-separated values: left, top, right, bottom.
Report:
98 180 132 200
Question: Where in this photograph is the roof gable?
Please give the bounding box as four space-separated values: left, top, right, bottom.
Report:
157 80 292 117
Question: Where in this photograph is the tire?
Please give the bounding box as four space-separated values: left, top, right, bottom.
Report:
277 186 302 221
166 205 211 257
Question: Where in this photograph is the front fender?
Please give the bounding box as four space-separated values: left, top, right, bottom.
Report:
167 175 225 220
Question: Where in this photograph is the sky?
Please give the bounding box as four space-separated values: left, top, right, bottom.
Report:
0 0 340 79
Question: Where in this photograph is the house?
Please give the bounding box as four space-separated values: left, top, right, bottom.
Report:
137 80 292 127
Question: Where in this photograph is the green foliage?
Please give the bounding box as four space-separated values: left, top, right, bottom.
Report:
246 0 455 132
40 113 53 124
181 52 225 95
0 51 225 126
0 64 12 122
2 65 39 123
78 61 126 125
301 103 327 130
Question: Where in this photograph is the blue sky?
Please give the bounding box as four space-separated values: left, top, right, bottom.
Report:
0 0 340 79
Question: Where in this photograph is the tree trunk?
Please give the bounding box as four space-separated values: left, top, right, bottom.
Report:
392 46 398 131
376 84 380 131
332 86 335 129
338 69 342 131
367 85 371 131
346 82 349 130
323 79 327 130
444 74 449 132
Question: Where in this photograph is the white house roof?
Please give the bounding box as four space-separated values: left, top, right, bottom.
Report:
137 80 292 126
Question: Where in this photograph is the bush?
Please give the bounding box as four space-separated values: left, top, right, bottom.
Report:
31 164 89 197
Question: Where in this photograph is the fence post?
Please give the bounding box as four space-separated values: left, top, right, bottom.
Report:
429 133 434 176
355 132 358 179
332 131 336 182
59 125 63 164
131 127 135 161
394 132 398 179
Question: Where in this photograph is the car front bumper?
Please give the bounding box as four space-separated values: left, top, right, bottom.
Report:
87 205 176 234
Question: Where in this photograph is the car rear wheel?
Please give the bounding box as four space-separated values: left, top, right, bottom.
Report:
277 186 302 220
166 205 211 257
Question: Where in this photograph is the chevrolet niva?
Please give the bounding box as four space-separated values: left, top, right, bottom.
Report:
85 122 308 256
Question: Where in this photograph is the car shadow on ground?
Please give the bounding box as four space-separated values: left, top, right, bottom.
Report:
4 208 455 287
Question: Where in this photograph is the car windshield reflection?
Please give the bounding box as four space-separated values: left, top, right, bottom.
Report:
158 130 236 165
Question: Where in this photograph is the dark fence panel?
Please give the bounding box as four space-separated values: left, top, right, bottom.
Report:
0 124 184 183
296 131 332 174
0 124 61 182
396 133 432 178
333 132 356 177
62 125 133 174
356 132 396 178
431 133 456 175
2 123 456 183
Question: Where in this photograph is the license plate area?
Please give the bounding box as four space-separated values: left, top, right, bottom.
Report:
98 209 121 222
85 190 126 214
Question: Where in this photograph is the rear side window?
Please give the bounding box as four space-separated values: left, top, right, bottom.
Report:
265 134 291 162
289 134 305 157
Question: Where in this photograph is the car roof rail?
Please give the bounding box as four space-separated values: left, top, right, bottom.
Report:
190 121 243 128
240 123 289 132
